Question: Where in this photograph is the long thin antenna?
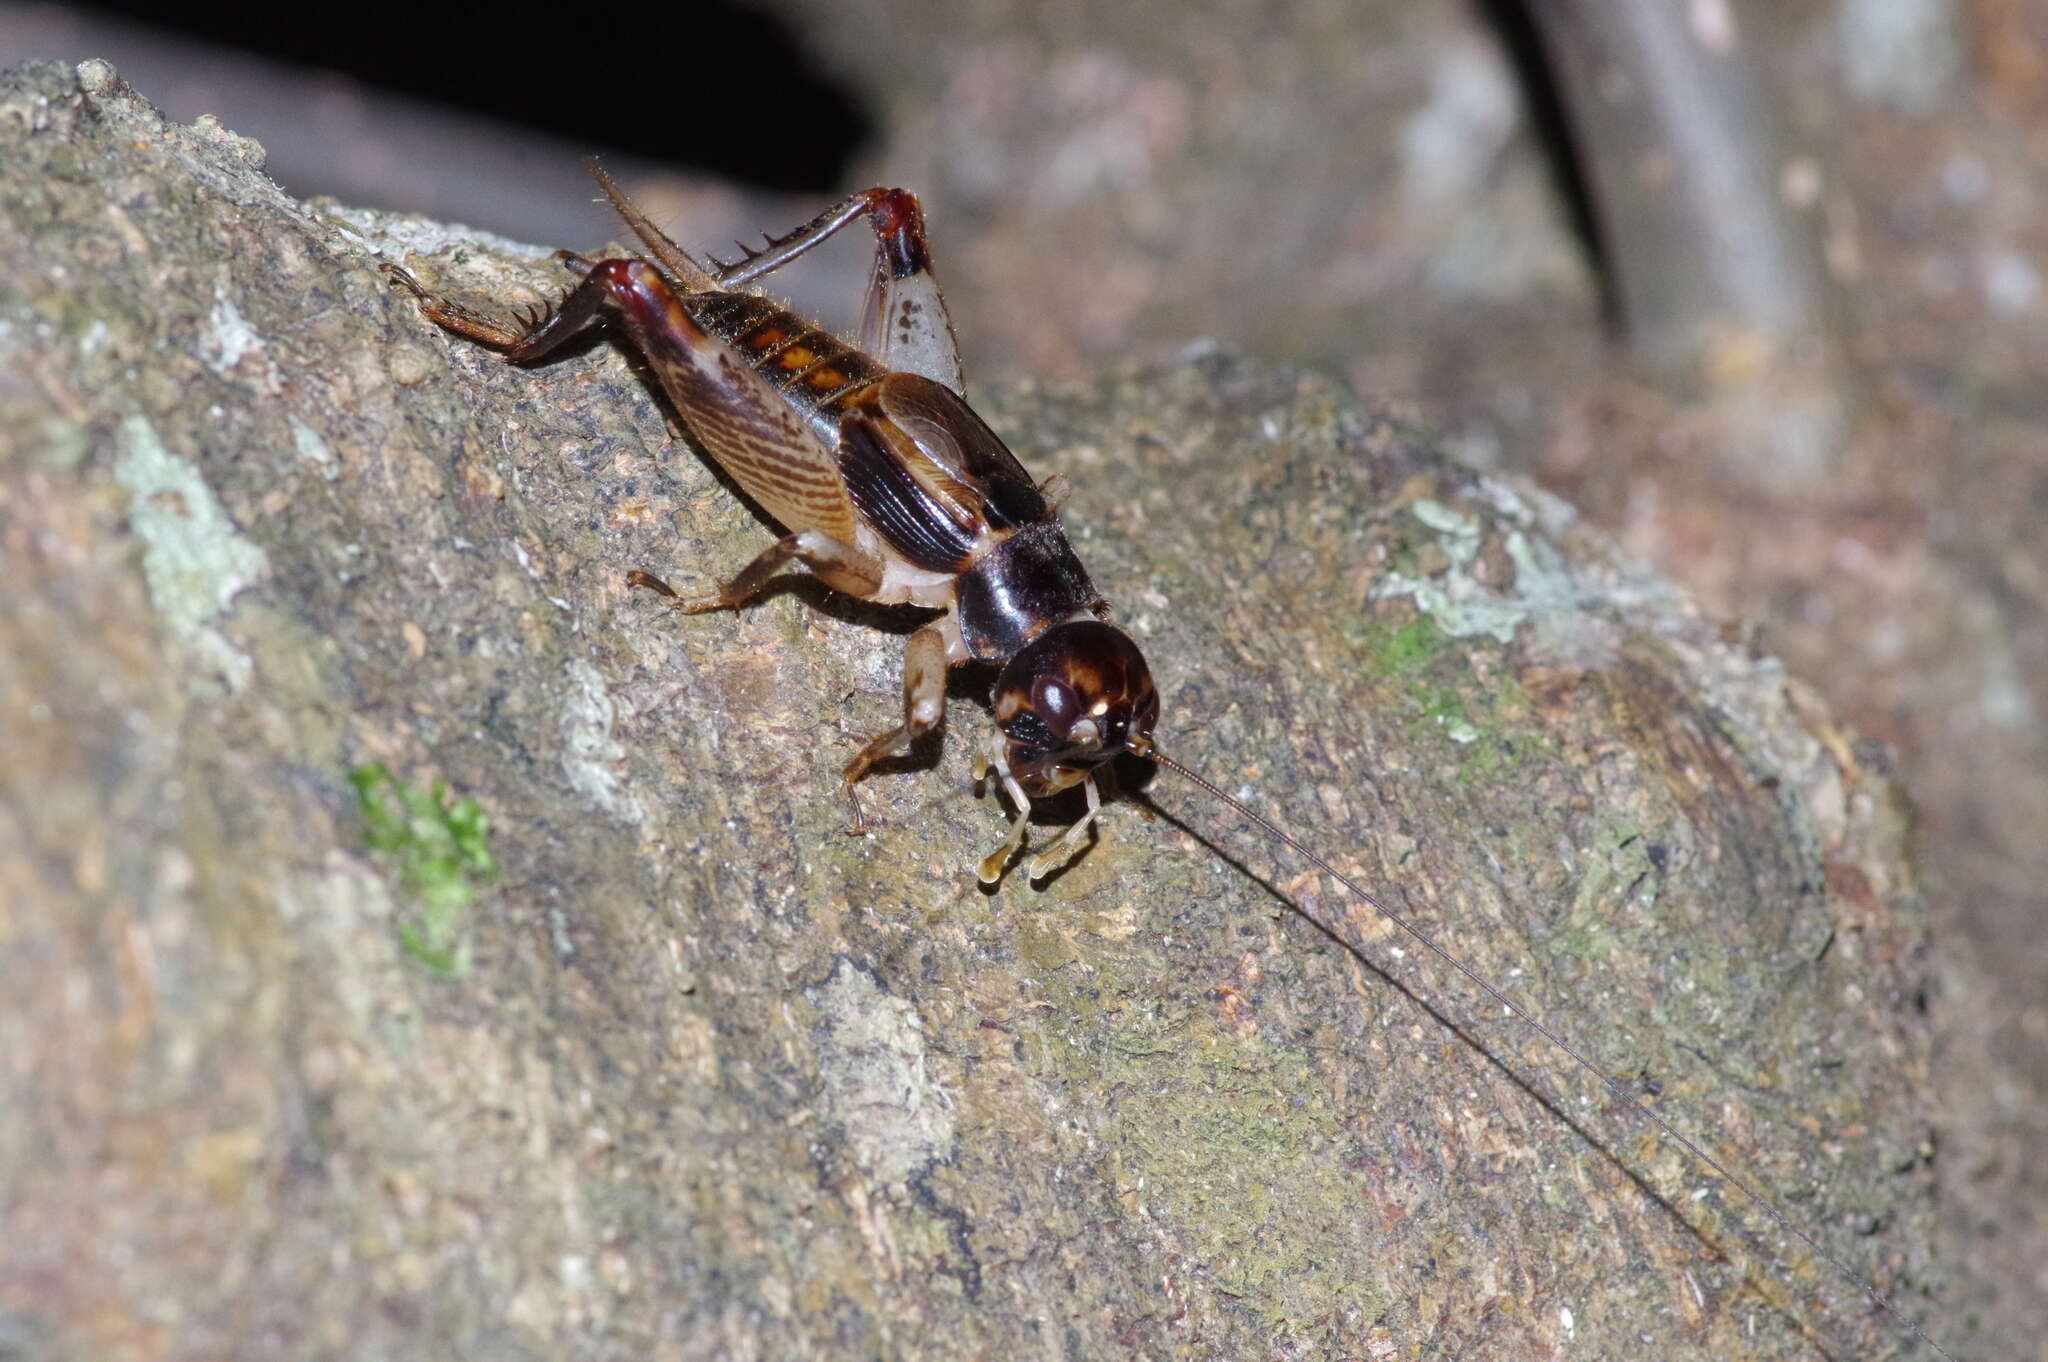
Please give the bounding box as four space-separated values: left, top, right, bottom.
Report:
1143 745 1952 1360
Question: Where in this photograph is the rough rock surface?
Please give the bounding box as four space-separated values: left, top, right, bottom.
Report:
1 62 1939 1360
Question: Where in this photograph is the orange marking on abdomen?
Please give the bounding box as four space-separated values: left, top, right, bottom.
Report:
804 367 848 391
774 345 817 371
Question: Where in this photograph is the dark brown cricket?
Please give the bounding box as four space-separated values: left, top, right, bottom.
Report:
385 167 1952 1359
387 168 1160 885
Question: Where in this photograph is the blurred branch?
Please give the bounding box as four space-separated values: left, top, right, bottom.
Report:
1523 2 1855 487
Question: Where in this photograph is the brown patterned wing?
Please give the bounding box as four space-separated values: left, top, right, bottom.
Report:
836 371 1059 574
873 372 1049 528
600 261 860 544
838 411 981 573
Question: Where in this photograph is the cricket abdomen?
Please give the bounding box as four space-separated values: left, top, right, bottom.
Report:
685 291 888 446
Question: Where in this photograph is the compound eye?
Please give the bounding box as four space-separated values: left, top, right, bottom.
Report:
1031 674 1079 734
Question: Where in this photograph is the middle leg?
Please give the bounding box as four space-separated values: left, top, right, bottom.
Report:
840 624 951 831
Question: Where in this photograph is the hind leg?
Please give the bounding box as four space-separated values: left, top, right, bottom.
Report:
688 185 964 393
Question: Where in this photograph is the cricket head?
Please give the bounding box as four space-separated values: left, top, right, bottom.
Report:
991 618 1159 797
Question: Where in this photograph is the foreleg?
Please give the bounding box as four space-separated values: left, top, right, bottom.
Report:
1026 775 1103 884
974 748 1035 886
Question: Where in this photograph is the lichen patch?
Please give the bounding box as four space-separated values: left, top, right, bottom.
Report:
559 658 644 825
812 959 954 1185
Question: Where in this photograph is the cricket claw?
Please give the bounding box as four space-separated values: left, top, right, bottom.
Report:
1027 819 1095 884
977 845 1013 886
627 568 728 614
841 780 872 837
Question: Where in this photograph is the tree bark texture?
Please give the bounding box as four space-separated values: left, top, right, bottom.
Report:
0 62 1939 1360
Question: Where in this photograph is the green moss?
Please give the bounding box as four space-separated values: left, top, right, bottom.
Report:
1342 615 1547 784
350 762 494 977
1023 952 1391 1338
1364 614 1445 677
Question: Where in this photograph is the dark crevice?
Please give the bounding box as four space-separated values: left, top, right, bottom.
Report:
1469 0 1617 327
64 1 871 191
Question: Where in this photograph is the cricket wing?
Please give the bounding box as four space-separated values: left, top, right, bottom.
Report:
837 372 1056 574
873 372 1048 529
602 261 861 544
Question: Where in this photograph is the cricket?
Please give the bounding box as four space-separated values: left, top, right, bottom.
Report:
385 165 1950 1358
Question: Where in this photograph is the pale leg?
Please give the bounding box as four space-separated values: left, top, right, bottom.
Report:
1028 775 1102 883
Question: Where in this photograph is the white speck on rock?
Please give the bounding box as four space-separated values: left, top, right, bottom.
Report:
198 289 280 392
1375 498 1575 645
290 415 339 479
